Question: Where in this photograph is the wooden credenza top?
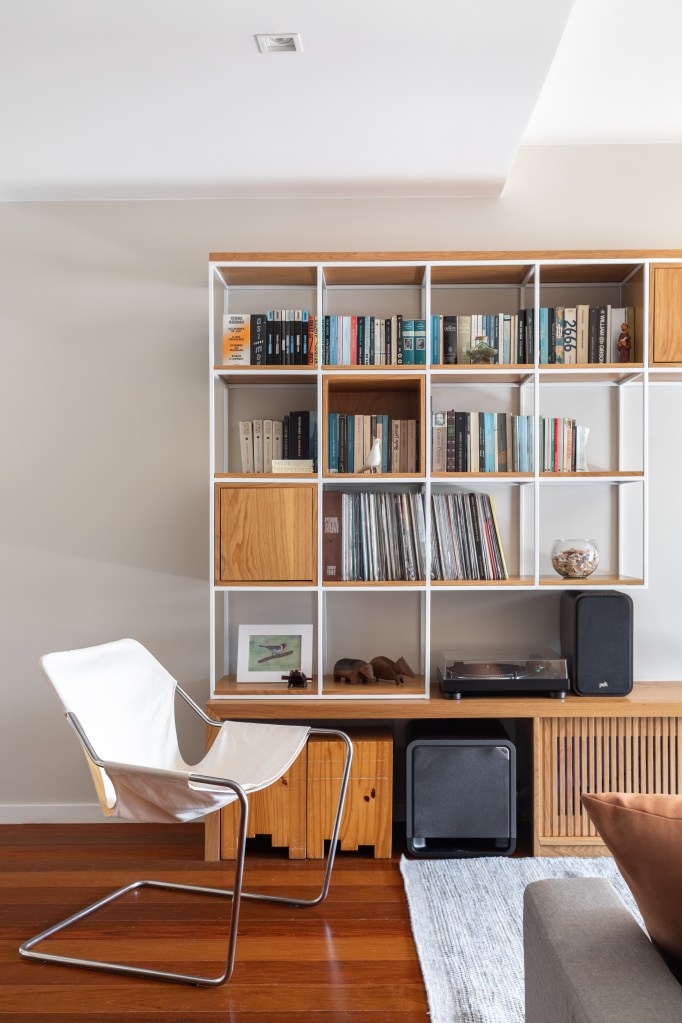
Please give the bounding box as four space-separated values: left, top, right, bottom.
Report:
206 682 682 722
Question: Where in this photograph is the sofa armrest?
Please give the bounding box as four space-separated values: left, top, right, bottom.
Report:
524 877 682 1023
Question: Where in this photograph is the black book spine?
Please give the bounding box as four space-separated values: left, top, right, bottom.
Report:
385 317 392 364
251 314 266 366
357 316 365 366
517 309 526 363
446 411 457 472
454 411 468 472
396 314 404 365
443 315 457 364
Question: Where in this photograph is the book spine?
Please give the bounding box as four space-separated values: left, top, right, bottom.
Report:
238 420 254 473
322 490 343 582
432 411 446 472
577 305 590 363
588 307 599 362
252 419 263 473
289 411 310 459
443 315 457 365
263 418 273 472
563 307 577 364
414 318 427 365
251 313 267 366
327 413 339 473
222 313 251 365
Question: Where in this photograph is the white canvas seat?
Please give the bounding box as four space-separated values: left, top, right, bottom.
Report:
20 638 352 987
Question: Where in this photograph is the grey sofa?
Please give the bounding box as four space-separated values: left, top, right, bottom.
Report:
524 877 682 1023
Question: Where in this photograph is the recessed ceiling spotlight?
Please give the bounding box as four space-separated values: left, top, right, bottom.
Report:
255 33 303 54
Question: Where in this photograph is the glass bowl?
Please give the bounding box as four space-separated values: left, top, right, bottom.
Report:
551 539 599 579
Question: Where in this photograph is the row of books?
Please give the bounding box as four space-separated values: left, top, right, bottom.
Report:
432 412 589 474
433 305 635 365
223 311 318 366
431 492 508 581
238 412 317 473
223 305 634 368
327 414 420 474
322 490 426 582
322 315 427 366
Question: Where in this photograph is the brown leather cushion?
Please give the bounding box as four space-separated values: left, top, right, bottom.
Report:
582 792 682 982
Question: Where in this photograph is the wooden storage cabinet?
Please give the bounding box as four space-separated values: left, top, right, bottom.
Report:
534 714 682 855
650 263 682 364
214 483 316 585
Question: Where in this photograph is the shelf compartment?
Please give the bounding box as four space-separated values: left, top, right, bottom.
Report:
323 373 425 477
211 589 319 697
321 588 427 698
214 483 317 585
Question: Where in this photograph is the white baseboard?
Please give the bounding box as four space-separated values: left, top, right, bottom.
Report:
0 803 105 824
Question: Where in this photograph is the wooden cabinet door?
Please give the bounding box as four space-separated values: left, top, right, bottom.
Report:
215 484 316 584
650 264 682 363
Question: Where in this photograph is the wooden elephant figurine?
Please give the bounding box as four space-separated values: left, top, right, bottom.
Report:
370 655 416 685
333 658 375 685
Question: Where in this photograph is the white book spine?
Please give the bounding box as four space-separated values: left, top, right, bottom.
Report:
252 419 263 473
263 419 273 473
239 420 254 473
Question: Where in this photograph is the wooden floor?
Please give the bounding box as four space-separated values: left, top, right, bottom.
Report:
0 824 428 1022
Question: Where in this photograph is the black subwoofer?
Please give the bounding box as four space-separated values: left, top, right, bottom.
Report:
406 723 516 858
560 590 633 696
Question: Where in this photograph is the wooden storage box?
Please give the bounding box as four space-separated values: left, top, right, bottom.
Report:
211 727 393 860
214 482 317 585
307 728 393 859
217 750 307 860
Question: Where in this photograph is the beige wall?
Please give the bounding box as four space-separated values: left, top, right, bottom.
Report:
2 144 682 820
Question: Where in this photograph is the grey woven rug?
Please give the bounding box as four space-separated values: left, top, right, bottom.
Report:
400 855 642 1023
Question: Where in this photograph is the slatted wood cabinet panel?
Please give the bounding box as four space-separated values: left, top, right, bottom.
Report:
534 714 682 855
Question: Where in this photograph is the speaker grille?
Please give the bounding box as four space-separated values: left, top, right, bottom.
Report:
537 716 682 853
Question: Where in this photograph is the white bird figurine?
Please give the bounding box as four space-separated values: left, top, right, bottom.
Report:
359 436 382 473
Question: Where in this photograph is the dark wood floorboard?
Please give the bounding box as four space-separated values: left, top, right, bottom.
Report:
0 824 429 1022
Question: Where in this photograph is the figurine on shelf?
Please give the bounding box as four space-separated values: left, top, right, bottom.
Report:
333 658 375 685
370 655 415 686
282 670 309 689
359 436 382 473
617 322 632 363
466 337 497 364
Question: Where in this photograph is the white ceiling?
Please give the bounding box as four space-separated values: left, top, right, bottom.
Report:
1 0 681 202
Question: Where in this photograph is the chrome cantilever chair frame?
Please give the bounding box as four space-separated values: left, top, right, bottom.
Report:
19 686 353 987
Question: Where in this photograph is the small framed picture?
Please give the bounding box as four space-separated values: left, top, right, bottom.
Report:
236 624 313 683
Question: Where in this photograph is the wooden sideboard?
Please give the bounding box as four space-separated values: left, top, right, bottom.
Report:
205 682 682 857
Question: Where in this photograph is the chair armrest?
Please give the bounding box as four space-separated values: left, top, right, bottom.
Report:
524 878 682 1023
176 685 221 727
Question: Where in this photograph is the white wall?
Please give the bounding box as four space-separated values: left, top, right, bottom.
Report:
2 144 682 821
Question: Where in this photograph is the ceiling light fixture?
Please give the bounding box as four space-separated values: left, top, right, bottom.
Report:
255 33 303 54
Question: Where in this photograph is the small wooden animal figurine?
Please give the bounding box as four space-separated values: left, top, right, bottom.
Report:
617 321 632 363
333 657 376 685
359 436 382 473
370 655 416 685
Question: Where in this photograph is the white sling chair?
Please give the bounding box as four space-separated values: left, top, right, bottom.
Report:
20 638 353 987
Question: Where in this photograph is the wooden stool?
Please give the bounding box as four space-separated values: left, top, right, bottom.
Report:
217 747 307 859
211 727 393 860
306 728 393 859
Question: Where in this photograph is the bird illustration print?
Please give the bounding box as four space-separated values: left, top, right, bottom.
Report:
257 642 289 664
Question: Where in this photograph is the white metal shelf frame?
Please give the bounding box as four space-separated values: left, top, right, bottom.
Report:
209 255 656 698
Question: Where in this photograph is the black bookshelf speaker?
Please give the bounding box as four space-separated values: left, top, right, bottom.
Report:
406 724 516 858
560 590 633 696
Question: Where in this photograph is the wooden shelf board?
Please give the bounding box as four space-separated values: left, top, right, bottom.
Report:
212 265 318 287
206 681 682 720
322 675 426 698
214 365 316 377
539 574 644 586
431 577 533 587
